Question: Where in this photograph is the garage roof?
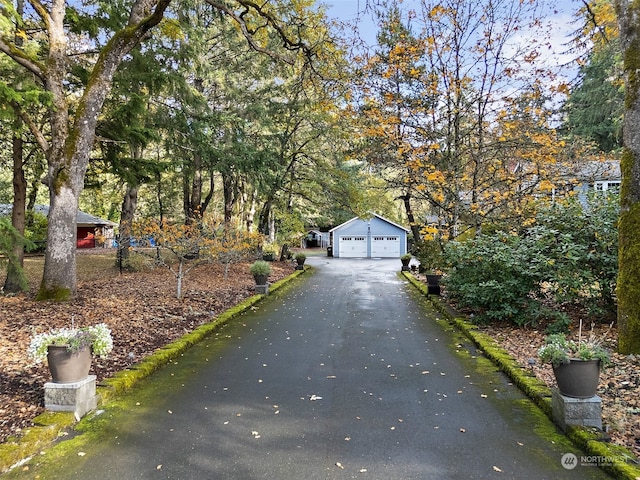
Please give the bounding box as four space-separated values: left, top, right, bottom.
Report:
330 213 410 233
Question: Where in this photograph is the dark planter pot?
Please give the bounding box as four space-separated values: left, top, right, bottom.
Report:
262 253 275 262
426 274 442 295
47 345 92 384
253 274 269 286
552 359 600 398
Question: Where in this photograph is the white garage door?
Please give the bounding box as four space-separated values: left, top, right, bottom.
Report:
371 236 400 258
339 236 368 257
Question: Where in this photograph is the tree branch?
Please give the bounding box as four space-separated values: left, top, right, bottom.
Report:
11 102 49 153
0 37 45 81
205 0 311 65
581 0 610 44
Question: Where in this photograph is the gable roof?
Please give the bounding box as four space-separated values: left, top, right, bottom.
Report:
330 213 409 233
0 204 116 227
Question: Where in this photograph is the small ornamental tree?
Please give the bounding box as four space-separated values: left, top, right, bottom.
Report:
132 220 214 299
209 226 265 280
131 219 265 298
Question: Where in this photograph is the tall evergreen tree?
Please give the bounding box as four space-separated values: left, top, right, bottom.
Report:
0 0 320 300
563 40 624 152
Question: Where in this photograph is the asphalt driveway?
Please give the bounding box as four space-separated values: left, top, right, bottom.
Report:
10 257 611 479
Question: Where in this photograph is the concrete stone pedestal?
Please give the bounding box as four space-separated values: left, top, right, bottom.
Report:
552 388 602 432
255 284 269 295
44 375 97 419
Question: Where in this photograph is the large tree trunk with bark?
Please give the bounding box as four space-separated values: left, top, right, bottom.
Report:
28 0 171 300
3 119 28 293
614 0 640 353
4 0 28 293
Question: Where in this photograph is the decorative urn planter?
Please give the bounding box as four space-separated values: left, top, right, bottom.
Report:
400 254 412 272
552 359 601 398
29 323 113 384
249 260 271 287
46 345 92 383
294 254 306 271
425 274 442 295
538 327 611 400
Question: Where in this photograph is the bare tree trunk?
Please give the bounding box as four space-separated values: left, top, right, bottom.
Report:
33 1 170 300
614 0 640 353
156 168 165 225
118 183 139 268
246 186 257 232
4 0 28 293
3 116 28 293
268 212 276 244
258 199 272 236
222 171 237 225
398 192 421 245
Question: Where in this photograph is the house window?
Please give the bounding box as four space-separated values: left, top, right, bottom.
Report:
594 181 620 192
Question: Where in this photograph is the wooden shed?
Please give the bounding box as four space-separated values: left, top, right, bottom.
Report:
303 230 329 249
0 204 116 249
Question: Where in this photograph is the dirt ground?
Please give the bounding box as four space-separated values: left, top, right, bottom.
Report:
0 251 638 460
0 250 296 445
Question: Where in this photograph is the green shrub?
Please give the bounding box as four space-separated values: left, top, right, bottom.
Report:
534 192 618 317
443 192 619 327
443 231 545 325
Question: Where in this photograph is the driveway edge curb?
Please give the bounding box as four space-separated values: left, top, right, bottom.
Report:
402 271 640 480
0 266 310 475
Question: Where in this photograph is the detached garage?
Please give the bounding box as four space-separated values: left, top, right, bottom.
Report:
329 214 409 258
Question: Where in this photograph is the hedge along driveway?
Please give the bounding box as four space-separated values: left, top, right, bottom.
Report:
0 267 309 475
402 271 640 480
